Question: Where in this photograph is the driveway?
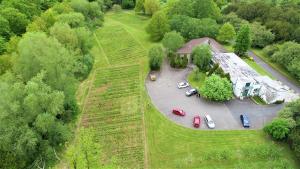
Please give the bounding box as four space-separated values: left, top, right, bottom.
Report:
146 61 283 130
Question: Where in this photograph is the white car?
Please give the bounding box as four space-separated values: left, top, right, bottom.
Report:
205 114 215 129
177 82 189 89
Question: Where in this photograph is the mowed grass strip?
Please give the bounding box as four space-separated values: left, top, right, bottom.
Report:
83 65 144 168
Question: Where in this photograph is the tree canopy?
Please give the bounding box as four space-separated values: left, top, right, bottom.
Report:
234 25 251 56
217 22 236 44
146 11 170 41
148 45 164 70
192 44 212 71
162 31 184 54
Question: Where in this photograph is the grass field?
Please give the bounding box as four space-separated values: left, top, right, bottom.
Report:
70 10 299 169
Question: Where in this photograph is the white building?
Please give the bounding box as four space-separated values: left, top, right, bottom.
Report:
213 53 299 104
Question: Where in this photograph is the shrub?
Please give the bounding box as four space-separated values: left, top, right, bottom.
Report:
162 31 184 55
121 0 135 9
217 22 236 43
264 118 291 140
146 11 169 41
263 45 279 57
201 74 233 101
148 45 164 70
112 4 122 12
170 55 188 69
234 25 251 56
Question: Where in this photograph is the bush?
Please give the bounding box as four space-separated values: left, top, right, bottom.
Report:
201 74 233 101
263 44 279 57
112 4 122 12
170 55 188 69
121 0 135 9
264 118 291 140
162 31 184 55
148 45 164 70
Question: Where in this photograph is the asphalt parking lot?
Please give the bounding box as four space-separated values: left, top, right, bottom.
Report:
145 62 283 130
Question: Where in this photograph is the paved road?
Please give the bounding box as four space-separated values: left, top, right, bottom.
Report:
146 62 283 130
248 51 300 94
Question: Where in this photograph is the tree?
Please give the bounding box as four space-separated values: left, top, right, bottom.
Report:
0 8 30 35
0 15 11 39
121 0 135 9
234 25 251 56
272 42 300 80
162 31 184 54
192 45 212 71
222 12 249 31
201 74 233 101
50 23 79 50
148 45 164 70
146 12 170 41
144 0 160 15
57 12 85 28
193 0 221 19
134 0 145 13
264 118 291 140
0 55 12 75
250 22 275 48
167 0 195 17
0 37 6 54
0 71 70 168
217 22 236 43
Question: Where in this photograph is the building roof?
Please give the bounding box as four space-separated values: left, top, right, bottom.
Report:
177 37 226 54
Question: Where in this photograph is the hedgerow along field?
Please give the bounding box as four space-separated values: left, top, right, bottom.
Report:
78 10 299 169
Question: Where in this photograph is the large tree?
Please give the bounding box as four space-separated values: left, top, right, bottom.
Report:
250 22 275 48
144 0 160 15
201 74 233 101
0 72 70 168
217 22 236 44
193 0 221 19
162 31 184 54
146 11 170 41
192 44 212 71
234 24 251 56
0 8 30 35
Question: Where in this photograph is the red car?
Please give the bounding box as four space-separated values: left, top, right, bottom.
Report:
172 108 186 116
193 116 201 128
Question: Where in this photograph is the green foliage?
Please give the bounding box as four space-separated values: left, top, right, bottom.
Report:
57 12 85 28
221 12 249 31
148 45 164 70
134 0 145 13
0 55 12 75
112 4 122 12
263 44 279 57
272 42 300 80
217 22 236 43
0 71 71 168
121 0 135 9
170 55 188 69
234 24 251 56
168 0 221 19
250 22 275 48
0 37 6 54
169 15 219 40
264 118 291 140
192 45 212 71
144 0 160 15
0 15 10 39
146 11 170 41
162 31 184 54
201 74 233 101
0 7 30 35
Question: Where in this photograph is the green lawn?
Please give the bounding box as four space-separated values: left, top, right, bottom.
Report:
187 71 207 90
60 10 299 169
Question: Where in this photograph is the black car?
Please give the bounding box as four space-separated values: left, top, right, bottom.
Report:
185 88 198 96
240 114 250 128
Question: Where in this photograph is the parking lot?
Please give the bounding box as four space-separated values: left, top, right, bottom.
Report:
145 62 283 130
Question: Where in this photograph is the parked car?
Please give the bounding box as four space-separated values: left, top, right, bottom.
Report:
240 114 250 128
204 114 215 129
177 82 189 89
193 115 201 128
186 88 198 96
172 108 186 116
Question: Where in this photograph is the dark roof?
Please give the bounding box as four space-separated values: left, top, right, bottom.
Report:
177 37 226 54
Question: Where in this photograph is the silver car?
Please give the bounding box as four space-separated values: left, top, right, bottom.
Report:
177 82 189 89
205 114 215 129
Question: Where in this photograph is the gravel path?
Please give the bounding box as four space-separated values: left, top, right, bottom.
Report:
146 62 283 130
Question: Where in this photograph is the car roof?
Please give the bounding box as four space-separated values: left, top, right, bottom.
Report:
205 114 213 121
